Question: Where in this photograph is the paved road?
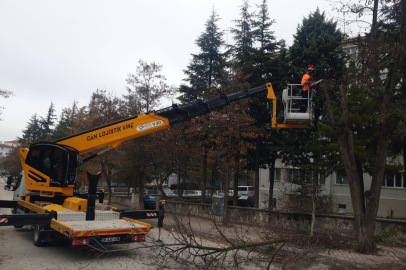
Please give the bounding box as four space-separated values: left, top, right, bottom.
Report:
0 178 175 270
3 177 405 270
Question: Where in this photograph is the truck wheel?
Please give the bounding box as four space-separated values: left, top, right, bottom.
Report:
33 225 44 247
13 225 23 229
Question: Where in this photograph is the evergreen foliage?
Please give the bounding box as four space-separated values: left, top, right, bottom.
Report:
49 101 78 141
20 113 45 145
289 9 344 81
40 102 57 141
179 8 226 102
279 9 346 169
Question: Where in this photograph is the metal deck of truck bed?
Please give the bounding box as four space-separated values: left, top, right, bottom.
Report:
51 217 150 237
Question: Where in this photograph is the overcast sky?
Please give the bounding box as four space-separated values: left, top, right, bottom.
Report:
0 0 338 141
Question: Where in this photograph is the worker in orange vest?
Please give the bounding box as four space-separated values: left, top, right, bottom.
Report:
300 65 316 112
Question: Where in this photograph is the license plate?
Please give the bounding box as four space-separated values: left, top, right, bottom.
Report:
101 236 120 243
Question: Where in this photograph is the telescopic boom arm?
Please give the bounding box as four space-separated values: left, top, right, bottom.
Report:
53 83 279 155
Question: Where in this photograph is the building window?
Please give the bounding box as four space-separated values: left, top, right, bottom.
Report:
287 169 305 184
268 168 281 182
383 173 405 188
319 173 326 185
336 174 348 185
275 169 281 181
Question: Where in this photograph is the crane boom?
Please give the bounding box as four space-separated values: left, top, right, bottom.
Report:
53 84 270 154
19 82 305 197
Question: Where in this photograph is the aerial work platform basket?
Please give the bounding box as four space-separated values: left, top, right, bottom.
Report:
282 84 312 126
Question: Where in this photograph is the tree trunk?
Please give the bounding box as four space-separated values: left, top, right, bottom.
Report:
356 215 376 253
233 154 239 206
223 157 230 225
223 134 231 225
177 164 184 199
138 173 144 209
403 137 406 192
324 83 397 253
268 158 276 209
106 177 112 205
310 195 316 237
254 138 260 208
131 184 137 208
201 148 207 203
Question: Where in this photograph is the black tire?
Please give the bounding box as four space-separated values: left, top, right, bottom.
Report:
33 225 44 247
13 225 23 229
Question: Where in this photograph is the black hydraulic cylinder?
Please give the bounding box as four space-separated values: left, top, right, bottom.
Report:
0 211 57 227
97 189 105 203
155 84 268 125
0 200 18 209
86 171 101 221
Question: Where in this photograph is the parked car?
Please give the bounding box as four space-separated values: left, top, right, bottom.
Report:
182 190 202 196
237 186 254 196
144 194 157 209
237 196 254 207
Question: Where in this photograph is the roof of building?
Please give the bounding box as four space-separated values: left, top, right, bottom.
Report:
0 144 13 148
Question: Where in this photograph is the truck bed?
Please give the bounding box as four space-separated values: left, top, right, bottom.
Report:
17 200 151 238
51 217 150 238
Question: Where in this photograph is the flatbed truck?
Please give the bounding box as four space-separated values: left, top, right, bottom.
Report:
0 82 308 247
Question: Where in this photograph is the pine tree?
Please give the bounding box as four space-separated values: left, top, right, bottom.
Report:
251 0 279 85
231 0 254 57
230 0 256 82
49 101 78 141
289 9 344 82
41 102 57 140
20 113 43 145
280 9 345 167
231 0 282 207
179 7 226 102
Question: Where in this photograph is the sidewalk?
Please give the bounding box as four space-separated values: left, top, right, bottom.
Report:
152 212 406 269
110 201 406 269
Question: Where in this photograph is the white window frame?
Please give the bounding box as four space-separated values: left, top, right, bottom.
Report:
335 174 349 185
286 169 305 184
275 168 281 182
382 173 405 189
268 168 281 182
319 172 326 185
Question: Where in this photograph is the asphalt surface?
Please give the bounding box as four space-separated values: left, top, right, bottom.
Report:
0 178 177 270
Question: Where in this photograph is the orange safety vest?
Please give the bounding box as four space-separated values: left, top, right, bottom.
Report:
301 74 312 91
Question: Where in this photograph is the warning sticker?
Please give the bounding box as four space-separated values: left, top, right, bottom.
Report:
137 120 163 131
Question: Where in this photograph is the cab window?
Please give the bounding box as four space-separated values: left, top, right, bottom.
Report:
26 144 67 185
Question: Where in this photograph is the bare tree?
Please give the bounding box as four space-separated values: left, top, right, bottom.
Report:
0 88 13 120
325 0 406 253
156 212 288 270
126 59 175 113
0 147 21 176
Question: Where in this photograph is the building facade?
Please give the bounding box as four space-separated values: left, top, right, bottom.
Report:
259 159 406 219
0 141 19 175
